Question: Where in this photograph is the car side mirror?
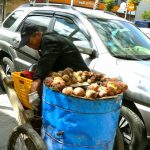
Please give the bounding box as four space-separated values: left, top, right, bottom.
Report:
90 50 97 59
73 41 93 55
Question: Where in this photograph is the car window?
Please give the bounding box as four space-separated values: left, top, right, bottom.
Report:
54 17 92 50
22 15 51 32
3 10 24 28
89 18 150 60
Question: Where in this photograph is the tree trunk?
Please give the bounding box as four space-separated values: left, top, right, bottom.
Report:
2 0 6 21
93 0 100 10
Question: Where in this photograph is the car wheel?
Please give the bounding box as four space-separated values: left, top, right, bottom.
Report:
0 57 15 90
113 128 124 150
119 105 147 150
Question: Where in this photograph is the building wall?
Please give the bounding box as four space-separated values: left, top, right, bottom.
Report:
6 0 28 14
135 0 150 20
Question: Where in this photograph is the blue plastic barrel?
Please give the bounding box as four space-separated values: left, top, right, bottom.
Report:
42 84 123 150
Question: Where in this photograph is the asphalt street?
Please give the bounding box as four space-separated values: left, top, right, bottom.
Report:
0 87 17 150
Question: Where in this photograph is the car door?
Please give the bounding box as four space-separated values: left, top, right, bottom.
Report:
51 13 97 70
0 10 25 43
14 11 54 71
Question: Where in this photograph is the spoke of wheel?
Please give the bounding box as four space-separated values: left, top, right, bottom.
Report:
27 138 31 149
123 132 132 144
5 64 10 75
119 116 128 128
16 134 28 150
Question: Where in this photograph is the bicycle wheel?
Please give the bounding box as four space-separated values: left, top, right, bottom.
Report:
7 124 47 150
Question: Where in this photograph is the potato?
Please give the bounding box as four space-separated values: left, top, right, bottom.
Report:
87 83 99 91
76 76 83 83
98 86 108 98
117 81 128 92
87 76 95 84
62 74 70 81
65 80 72 86
71 77 77 84
89 72 94 76
51 72 59 78
95 73 104 81
81 75 87 81
68 73 73 78
57 71 64 77
107 81 118 90
73 87 85 97
51 82 66 91
53 77 63 81
73 71 77 76
86 90 98 99
64 67 74 73
62 87 73 95
87 79 92 84
52 80 65 86
76 71 83 76
44 77 53 87
51 80 65 86
123 83 128 92
82 71 90 76
100 76 110 82
63 68 74 75
99 91 107 98
106 86 116 96
52 77 65 88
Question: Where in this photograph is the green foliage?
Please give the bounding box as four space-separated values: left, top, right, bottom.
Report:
128 0 141 5
105 3 114 11
142 11 150 20
105 0 114 4
104 0 115 11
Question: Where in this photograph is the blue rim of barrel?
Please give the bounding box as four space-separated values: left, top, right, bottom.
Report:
42 84 123 114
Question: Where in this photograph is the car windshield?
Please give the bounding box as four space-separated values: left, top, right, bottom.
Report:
89 18 150 60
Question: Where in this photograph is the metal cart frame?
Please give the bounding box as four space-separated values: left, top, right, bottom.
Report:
0 66 47 150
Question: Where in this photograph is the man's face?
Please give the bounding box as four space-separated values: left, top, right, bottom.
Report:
27 32 42 50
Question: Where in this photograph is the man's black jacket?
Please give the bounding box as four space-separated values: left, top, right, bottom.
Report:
33 32 89 80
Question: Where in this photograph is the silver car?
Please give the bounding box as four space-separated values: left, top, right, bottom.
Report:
0 3 150 150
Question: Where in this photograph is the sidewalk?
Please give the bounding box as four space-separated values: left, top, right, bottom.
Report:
0 94 17 150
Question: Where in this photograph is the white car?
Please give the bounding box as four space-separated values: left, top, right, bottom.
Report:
139 28 150 38
134 20 150 38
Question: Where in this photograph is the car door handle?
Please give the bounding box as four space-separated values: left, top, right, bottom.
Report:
12 38 20 44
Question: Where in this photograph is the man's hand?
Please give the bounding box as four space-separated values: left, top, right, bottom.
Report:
28 91 40 111
30 79 41 93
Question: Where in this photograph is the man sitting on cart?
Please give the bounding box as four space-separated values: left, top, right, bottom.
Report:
18 20 89 111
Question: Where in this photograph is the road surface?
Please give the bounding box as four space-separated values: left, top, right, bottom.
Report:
0 88 17 150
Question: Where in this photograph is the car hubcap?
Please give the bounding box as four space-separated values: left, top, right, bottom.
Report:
119 116 132 149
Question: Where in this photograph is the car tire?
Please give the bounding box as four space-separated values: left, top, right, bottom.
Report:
119 105 147 150
113 128 124 150
0 57 15 90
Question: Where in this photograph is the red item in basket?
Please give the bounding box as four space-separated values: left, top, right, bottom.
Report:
20 70 34 79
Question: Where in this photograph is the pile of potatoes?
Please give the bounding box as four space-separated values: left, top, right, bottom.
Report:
44 67 128 99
